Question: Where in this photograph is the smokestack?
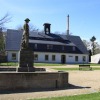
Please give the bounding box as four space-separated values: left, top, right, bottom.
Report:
67 15 69 35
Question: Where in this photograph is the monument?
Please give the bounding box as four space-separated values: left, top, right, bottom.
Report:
0 19 69 91
17 18 35 72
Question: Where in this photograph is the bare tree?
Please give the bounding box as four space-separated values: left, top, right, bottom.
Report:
16 24 38 32
82 40 91 49
0 13 11 53
0 13 12 30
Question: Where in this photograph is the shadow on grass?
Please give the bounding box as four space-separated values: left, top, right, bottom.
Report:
0 83 91 94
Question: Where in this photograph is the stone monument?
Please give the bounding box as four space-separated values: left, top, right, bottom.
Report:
17 18 35 72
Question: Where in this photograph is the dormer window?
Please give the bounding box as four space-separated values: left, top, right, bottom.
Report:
47 45 53 49
46 28 49 34
73 46 75 51
62 46 65 50
34 44 37 49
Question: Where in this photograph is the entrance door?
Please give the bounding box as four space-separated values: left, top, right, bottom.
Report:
61 55 66 64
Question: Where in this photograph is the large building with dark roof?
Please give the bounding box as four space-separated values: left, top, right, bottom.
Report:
5 23 89 64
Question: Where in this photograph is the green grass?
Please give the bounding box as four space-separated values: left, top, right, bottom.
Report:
0 62 18 66
53 67 100 71
53 68 78 71
31 92 100 100
0 62 65 67
0 62 100 67
34 63 100 67
34 63 65 66
79 63 100 66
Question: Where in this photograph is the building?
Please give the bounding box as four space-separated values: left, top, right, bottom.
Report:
5 23 89 64
91 53 100 63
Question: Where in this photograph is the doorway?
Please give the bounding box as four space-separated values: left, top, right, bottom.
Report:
61 55 66 64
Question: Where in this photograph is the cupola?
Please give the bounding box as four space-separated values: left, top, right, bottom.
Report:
43 23 51 34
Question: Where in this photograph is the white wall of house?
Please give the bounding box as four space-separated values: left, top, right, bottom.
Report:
34 52 89 64
7 51 89 63
7 51 19 62
66 54 89 64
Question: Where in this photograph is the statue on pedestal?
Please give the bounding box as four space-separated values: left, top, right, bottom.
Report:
21 18 30 49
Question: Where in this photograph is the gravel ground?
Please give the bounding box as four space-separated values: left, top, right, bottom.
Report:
0 65 100 100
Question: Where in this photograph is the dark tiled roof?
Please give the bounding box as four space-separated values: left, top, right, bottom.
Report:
5 29 88 54
5 29 22 50
29 40 75 46
67 35 88 54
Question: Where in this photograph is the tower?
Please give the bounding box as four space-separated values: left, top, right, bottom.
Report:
67 15 69 35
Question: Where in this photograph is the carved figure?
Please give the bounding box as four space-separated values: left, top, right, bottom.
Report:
21 18 30 49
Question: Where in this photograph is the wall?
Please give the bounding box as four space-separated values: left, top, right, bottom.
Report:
34 52 89 64
0 72 68 90
66 54 89 64
7 51 89 64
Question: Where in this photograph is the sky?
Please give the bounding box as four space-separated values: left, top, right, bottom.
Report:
0 0 100 43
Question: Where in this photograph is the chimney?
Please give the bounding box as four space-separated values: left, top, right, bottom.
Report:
67 15 69 35
43 23 51 34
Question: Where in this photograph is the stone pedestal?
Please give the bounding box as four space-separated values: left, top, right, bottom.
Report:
17 49 35 72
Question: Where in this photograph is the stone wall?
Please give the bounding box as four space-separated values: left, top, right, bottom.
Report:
0 72 68 90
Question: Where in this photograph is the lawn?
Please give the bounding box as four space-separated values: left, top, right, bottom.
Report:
0 62 65 66
0 62 18 66
0 62 100 67
31 92 100 100
34 63 100 67
53 67 100 71
34 63 65 66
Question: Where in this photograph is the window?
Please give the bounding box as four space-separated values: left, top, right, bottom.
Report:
46 28 49 34
47 45 53 49
34 44 37 49
75 56 78 61
62 46 65 50
83 56 86 62
12 53 16 60
34 54 38 61
45 55 49 61
52 55 55 61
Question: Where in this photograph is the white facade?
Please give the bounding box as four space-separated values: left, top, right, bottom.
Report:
7 51 89 64
34 52 89 64
7 51 19 62
91 53 100 63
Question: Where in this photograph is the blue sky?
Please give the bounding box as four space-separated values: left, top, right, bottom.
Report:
0 0 100 43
